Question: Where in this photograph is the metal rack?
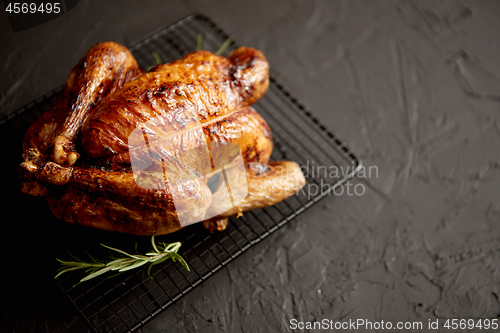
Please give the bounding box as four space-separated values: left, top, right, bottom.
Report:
6 14 362 333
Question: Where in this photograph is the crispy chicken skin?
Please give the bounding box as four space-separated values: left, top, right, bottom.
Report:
19 41 305 236
23 42 144 165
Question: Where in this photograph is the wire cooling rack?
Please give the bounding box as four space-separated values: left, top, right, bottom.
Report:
5 14 362 333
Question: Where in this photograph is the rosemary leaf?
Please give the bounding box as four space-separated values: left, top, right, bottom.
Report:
151 234 160 253
54 266 84 279
147 52 163 71
146 263 154 278
152 51 162 65
148 254 172 266
197 33 203 51
118 260 149 272
101 244 144 260
80 266 114 282
55 237 188 284
215 38 232 56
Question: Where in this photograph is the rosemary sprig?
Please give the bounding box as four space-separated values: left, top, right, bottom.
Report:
55 235 189 284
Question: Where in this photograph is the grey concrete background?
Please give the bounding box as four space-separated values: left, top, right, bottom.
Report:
2 0 500 332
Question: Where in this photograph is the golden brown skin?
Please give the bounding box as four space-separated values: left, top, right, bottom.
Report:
205 161 305 219
24 42 144 166
79 47 269 169
203 218 229 233
19 41 305 236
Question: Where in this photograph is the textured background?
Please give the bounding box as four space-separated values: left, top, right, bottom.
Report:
2 0 500 332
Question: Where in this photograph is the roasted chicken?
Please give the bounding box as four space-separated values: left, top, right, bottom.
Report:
19 41 305 236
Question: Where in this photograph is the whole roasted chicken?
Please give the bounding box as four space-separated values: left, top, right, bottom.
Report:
19 42 305 236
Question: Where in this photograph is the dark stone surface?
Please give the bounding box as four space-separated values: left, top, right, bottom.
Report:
1 0 500 332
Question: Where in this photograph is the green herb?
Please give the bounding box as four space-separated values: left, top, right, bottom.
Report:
196 33 203 51
215 37 232 56
55 235 189 285
152 51 162 65
147 51 163 71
